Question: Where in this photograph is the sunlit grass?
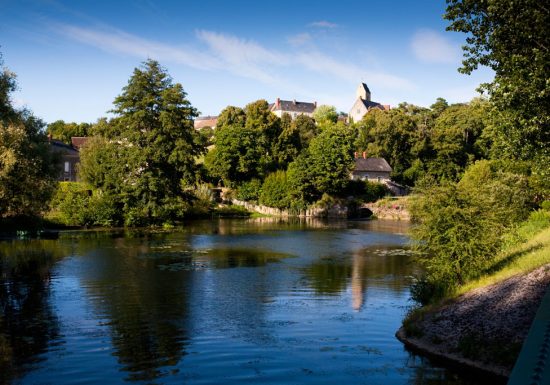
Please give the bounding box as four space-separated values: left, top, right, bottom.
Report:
454 224 550 296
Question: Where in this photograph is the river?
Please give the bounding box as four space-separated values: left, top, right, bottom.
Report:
0 219 482 384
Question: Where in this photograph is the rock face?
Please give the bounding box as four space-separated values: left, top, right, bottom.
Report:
397 264 550 378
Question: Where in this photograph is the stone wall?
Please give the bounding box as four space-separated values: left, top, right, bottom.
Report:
231 199 348 218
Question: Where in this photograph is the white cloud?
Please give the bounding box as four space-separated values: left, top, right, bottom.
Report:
410 29 459 63
287 32 311 46
308 21 338 29
56 24 220 70
54 23 413 98
295 51 414 90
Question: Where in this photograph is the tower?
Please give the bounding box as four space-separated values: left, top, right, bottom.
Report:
356 83 371 102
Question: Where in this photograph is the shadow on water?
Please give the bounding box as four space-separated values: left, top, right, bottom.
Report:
0 241 66 385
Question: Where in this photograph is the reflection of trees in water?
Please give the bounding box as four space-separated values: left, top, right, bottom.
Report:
78 234 192 383
305 246 419 310
0 241 65 384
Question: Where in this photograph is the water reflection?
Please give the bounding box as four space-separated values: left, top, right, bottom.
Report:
305 246 418 310
0 241 65 384
77 235 192 383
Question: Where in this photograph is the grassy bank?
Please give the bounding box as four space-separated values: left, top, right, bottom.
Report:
400 210 550 375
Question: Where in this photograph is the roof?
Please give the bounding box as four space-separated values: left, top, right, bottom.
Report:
271 99 316 114
49 139 79 155
194 116 218 129
360 82 371 94
354 157 392 173
360 99 385 110
71 137 89 149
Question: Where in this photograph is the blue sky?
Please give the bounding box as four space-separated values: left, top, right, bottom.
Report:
0 0 494 124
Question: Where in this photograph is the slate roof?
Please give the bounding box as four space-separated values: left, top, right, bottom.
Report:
50 139 79 155
271 99 316 114
354 157 392 173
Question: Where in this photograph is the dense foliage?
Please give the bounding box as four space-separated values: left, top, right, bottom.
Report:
79 59 205 226
46 120 91 144
408 0 549 302
0 54 59 220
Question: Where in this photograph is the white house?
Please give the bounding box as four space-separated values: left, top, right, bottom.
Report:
270 98 317 120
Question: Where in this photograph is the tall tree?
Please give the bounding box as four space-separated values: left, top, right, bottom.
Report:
80 59 204 225
445 0 549 175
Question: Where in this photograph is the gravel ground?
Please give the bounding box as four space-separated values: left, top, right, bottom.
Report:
397 264 550 377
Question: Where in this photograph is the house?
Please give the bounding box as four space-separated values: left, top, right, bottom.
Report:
348 83 390 123
351 152 392 182
270 98 317 120
194 116 218 130
49 137 80 182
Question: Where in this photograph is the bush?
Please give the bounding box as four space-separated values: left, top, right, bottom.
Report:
410 161 533 297
236 179 262 202
259 171 292 209
50 182 120 226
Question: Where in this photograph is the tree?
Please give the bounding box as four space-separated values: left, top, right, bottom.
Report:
293 114 318 147
445 0 549 180
46 120 91 144
273 113 302 168
204 126 263 186
288 123 355 204
312 104 338 126
410 160 532 302
79 59 204 225
0 54 58 220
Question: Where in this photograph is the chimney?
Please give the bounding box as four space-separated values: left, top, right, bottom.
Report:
293 99 296 105
314 101 317 108
276 97 280 107
362 151 366 159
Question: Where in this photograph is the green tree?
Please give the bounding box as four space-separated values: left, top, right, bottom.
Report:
445 0 549 183
410 160 532 302
293 114 318 147
0 54 58 220
273 113 302 168
46 120 91 144
288 123 354 204
215 106 246 129
312 104 338 126
204 126 263 186
79 59 204 225
429 101 487 180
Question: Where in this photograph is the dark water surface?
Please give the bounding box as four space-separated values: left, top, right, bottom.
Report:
0 219 481 384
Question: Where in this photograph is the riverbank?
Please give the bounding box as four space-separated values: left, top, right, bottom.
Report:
397 225 550 380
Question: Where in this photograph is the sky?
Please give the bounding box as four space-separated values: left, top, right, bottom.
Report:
0 0 494 124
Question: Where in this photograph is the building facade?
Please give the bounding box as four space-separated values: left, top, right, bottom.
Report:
270 98 317 120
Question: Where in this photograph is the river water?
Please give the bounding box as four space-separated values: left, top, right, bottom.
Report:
0 219 482 384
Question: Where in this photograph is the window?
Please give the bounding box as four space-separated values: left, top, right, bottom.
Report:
64 161 70 173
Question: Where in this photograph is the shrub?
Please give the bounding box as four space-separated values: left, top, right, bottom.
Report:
409 160 533 300
236 179 262 202
259 171 292 209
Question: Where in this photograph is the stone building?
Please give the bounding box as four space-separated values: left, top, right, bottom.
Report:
348 83 390 123
351 153 392 182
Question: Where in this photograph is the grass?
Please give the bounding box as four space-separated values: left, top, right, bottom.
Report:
453 213 550 297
